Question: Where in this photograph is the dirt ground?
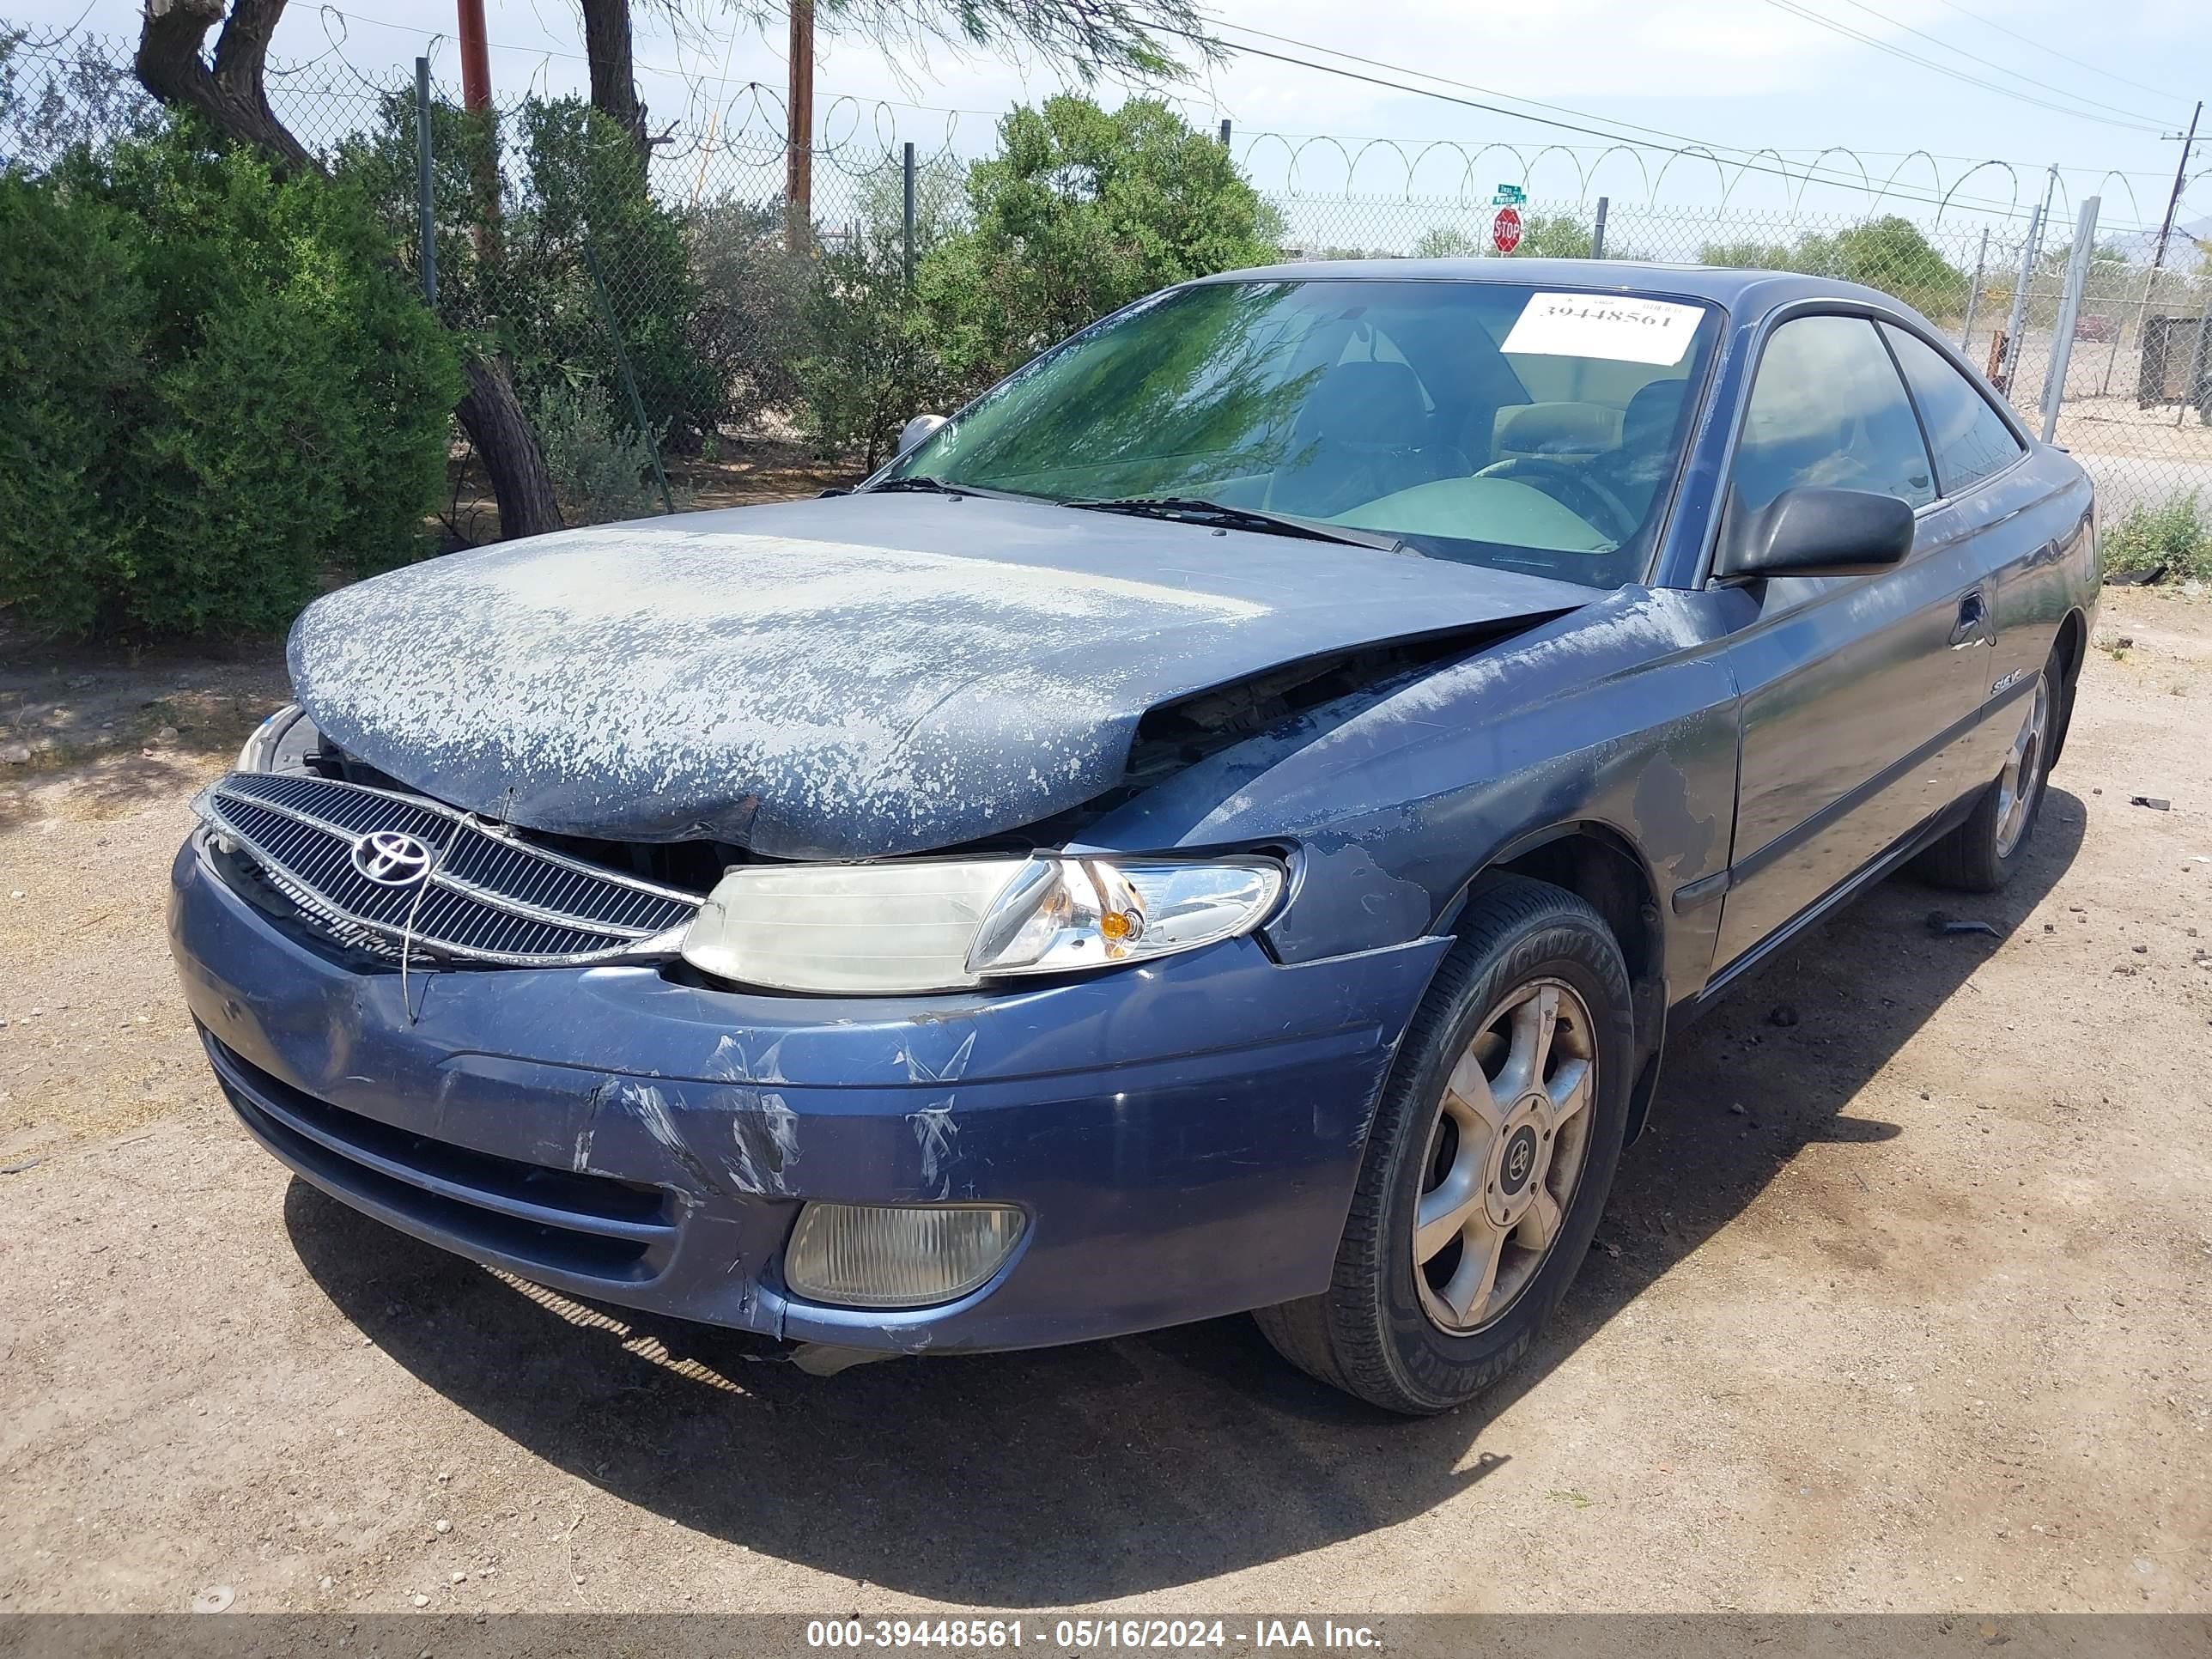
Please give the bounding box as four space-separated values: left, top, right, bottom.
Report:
1 587 2207 1619
440 434 857 545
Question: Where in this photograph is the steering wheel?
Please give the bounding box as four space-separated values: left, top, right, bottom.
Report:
1474 457 1640 544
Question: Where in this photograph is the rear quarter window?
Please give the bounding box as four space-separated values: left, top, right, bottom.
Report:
1881 323 2026 496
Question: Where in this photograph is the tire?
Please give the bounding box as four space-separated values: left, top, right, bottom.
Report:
1916 650 2058 894
1254 873 1635 1415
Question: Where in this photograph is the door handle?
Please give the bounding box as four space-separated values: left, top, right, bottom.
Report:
1949 590 1990 647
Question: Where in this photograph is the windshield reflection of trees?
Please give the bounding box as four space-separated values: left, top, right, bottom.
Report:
930 283 1326 499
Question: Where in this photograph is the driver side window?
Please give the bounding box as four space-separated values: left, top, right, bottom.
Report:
1734 315 1936 515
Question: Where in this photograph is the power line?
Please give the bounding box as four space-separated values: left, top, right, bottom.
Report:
1196 21 2100 221
1920 0 2197 106
1207 20 1860 167
1753 0 2168 134
1821 0 2187 125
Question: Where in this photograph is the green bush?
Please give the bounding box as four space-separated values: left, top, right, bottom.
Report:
0 173 147 635
336 95 729 453
2103 491 2212 583
914 95 1284 395
1414 214 1592 260
0 130 459 637
503 100 721 453
1700 216 1967 320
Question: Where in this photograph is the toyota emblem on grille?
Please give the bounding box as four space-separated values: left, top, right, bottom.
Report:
350 829 435 887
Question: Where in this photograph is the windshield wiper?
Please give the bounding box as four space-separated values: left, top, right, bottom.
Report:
1061 495 1403 553
866 476 966 495
864 476 1048 504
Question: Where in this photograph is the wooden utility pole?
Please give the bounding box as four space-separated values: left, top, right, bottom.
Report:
454 0 502 261
2152 101 2203 275
456 0 491 112
786 0 815 254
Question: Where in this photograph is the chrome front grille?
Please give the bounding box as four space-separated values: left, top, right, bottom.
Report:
195 770 703 966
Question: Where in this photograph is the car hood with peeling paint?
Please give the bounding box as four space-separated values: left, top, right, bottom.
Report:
287 493 1590 860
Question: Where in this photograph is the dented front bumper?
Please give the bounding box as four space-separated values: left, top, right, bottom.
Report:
168 836 1450 1354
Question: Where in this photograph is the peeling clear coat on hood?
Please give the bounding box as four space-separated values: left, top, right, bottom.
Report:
288 495 1589 860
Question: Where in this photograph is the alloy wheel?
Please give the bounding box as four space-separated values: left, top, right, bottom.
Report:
1993 676 2051 859
1413 977 1597 1334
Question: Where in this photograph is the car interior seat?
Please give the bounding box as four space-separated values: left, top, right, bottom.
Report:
1490 402 1623 465
1265 360 1470 518
1587 380 1692 522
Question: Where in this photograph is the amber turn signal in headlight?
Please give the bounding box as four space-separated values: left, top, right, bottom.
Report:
963 856 1284 979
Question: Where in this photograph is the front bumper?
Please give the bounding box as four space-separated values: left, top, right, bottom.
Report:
169 836 1450 1353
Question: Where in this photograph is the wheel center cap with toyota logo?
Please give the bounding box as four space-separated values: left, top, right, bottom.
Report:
350 829 435 887
1498 1124 1540 1197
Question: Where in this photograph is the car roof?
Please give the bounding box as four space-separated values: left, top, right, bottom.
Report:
1191 257 1919 322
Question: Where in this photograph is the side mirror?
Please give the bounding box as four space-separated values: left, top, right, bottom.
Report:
1716 485 1915 581
896 414 947 456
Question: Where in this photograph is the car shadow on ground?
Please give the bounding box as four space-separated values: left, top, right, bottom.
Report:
284 790 2087 1605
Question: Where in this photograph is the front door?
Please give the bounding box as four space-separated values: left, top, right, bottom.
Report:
1713 312 1995 969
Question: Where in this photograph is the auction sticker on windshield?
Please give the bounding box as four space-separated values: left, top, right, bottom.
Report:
1501 292 1704 365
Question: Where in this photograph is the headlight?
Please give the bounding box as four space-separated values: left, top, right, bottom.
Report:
679 854 1284 995
236 703 317 774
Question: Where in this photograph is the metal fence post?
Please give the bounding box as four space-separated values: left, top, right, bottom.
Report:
1591 197 1608 262
901 141 915 287
1959 227 1988 350
414 57 436 309
2097 273 2132 402
2039 196 2100 444
1996 201 2045 394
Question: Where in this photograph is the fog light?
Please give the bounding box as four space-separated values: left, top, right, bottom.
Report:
782 1202 1025 1309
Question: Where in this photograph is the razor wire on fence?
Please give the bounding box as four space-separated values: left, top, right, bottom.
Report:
4 18 2209 550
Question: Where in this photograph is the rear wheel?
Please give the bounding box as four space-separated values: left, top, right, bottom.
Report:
1254 875 1633 1415
1917 653 2057 893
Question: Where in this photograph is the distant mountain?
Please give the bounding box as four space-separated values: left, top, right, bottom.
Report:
2106 215 2210 265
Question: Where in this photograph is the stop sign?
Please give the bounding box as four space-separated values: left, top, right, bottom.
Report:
1492 206 1523 253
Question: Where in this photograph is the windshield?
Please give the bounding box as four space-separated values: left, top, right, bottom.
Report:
882 279 1723 587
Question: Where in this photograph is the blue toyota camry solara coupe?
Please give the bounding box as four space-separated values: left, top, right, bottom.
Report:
171 261 2095 1413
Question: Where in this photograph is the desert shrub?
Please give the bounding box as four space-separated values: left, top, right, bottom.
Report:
0 130 459 636
2103 491 2212 583
685 198 810 428
533 380 663 521
798 228 957 470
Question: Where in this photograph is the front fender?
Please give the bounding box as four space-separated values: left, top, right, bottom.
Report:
1079 586 1746 1003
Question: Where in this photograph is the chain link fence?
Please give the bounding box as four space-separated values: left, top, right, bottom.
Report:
5 18 2209 547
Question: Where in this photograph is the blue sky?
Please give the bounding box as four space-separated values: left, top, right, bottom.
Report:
12 0 2209 230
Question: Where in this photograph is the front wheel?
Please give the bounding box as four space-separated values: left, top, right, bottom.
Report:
1916 653 2057 893
1254 874 1634 1415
